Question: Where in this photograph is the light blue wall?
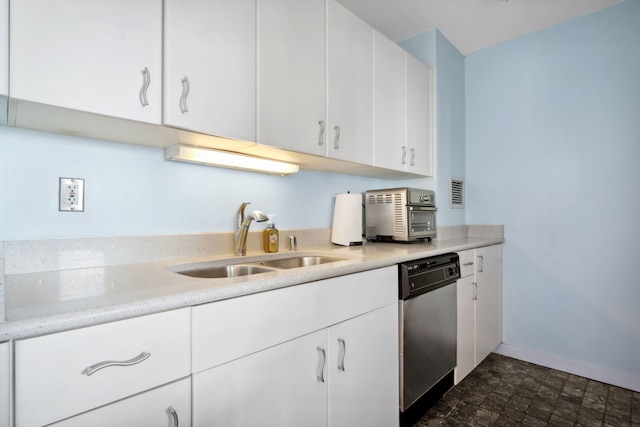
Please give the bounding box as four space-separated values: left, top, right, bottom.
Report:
466 0 640 376
401 29 466 225
0 126 437 240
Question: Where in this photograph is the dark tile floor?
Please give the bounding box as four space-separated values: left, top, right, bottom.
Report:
412 353 640 427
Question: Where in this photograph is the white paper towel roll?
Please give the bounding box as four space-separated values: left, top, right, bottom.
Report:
331 193 363 246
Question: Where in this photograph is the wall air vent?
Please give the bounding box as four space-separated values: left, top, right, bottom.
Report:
450 177 464 209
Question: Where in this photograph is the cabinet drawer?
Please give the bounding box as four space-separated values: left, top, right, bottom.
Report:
458 249 475 278
193 266 397 373
49 378 191 427
14 308 191 427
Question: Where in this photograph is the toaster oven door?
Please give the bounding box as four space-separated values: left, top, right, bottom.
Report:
408 207 436 238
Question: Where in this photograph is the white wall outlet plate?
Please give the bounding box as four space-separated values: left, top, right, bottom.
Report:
59 177 85 212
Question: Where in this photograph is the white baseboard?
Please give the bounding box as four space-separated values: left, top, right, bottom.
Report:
495 343 640 392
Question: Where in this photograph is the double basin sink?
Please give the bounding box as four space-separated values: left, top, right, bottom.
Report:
169 253 353 279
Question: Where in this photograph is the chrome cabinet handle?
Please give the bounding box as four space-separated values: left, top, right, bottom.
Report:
316 346 326 382
180 76 190 113
333 125 340 149
463 262 474 266
139 67 150 107
401 146 407 165
318 120 325 146
478 255 484 273
472 282 478 301
168 406 179 427
410 148 416 166
337 338 346 371
83 351 151 376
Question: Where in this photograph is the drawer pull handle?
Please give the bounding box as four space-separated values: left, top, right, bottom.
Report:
337 338 346 371
463 262 474 266
316 346 326 383
168 405 179 427
83 351 151 376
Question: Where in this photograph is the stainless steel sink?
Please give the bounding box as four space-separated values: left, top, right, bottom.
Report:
254 256 346 269
175 264 276 279
170 253 355 279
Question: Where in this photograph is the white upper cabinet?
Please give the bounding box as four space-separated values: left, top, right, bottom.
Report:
0 0 7 97
406 54 434 176
373 31 406 172
374 32 434 176
327 0 374 165
9 0 162 124
164 0 256 142
257 0 326 156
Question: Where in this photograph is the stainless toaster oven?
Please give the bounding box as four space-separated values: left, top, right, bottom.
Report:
365 188 436 242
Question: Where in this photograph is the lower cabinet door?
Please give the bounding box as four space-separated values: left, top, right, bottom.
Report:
0 342 9 427
328 303 399 427
193 329 328 427
50 378 191 427
475 244 502 364
455 275 476 384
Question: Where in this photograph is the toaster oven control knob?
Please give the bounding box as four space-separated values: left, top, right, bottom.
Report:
448 267 455 277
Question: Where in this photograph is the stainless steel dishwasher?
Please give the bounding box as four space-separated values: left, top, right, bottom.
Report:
399 253 460 420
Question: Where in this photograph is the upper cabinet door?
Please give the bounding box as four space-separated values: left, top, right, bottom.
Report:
327 0 373 165
257 0 326 156
373 31 406 172
406 54 434 176
164 0 256 142
0 0 7 97
9 0 162 124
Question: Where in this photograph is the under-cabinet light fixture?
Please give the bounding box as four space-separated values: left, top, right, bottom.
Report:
165 144 300 176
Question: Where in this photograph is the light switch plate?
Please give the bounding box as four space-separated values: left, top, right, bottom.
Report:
59 177 85 212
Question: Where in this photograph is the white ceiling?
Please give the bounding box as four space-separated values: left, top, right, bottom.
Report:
336 0 625 56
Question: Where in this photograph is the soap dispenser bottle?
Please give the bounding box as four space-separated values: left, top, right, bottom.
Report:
263 215 279 253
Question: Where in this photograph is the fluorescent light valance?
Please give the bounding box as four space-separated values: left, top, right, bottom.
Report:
165 144 299 176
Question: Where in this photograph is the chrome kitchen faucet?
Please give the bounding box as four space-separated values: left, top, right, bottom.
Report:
234 202 268 256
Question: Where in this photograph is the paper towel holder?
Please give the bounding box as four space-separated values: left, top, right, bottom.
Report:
331 191 364 246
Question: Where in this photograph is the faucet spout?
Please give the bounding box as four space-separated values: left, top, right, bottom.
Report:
234 202 268 256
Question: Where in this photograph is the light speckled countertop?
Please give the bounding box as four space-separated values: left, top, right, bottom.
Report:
1 228 503 341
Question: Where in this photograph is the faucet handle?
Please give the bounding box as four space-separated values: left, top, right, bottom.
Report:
234 202 251 229
288 235 297 251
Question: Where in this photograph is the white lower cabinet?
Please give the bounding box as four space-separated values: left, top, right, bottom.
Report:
50 378 191 427
193 329 329 426
193 303 398 427
13 308 191 427
11 267 400 427
455 245 503 384
328 303 399 427
0 341 10 427
192 266 399 427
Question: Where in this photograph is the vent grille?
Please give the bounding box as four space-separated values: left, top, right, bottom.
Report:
450 178 464 209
